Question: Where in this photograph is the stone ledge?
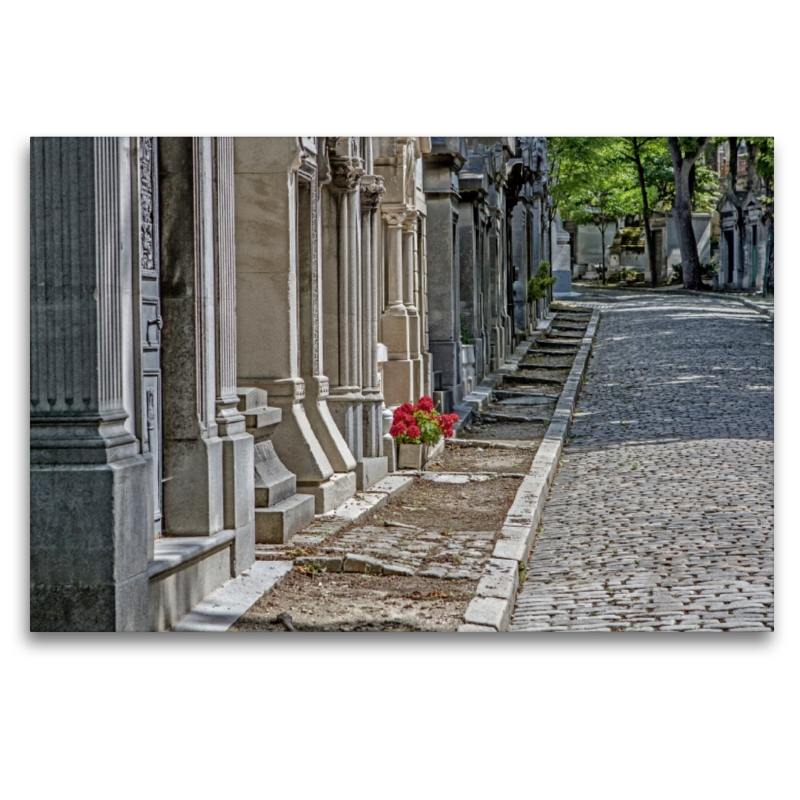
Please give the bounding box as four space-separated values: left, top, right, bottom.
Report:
148 529 237 581
171 561 293 632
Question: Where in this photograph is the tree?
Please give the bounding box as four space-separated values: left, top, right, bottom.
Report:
549 138 632 284
616 137 674 286
666 137 711 289
749 136 775 294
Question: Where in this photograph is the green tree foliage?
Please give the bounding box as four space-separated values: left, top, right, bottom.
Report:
549 138 633 283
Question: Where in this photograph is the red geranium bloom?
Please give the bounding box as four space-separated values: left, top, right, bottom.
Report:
406 425 421 440
416 396 435 412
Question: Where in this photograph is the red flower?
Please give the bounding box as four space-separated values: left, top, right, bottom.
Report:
389 422 406 438
407 425 421 440
416 396 435 412
398 403 414 415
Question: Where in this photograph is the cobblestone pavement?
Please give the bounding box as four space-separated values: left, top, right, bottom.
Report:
511 289 774 632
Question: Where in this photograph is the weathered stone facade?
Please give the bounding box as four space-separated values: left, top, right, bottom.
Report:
30 136 551 630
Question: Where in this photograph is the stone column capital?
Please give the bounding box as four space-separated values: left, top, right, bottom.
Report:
330 155 365 192
381 204 409 228
402 209 420 233
360 174 385 209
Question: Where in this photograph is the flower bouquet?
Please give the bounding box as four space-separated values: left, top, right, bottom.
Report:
390 397 458 470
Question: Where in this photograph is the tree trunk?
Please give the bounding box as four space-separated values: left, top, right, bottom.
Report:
667 138 710 290
597 223 607 284
631 138 657 286
728 137 738 182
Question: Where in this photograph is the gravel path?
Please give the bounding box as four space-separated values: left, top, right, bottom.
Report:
510 289 774 632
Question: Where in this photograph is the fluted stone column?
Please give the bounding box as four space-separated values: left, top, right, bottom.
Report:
326 155 365 467
30 137 150 631
487 208 504 371
212 137 255 571
380 204 416 406
358 174 389 487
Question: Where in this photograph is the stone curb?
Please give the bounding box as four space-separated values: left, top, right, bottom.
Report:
458 304 601 632
731 296 774 319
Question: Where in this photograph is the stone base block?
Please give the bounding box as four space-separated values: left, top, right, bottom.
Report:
299 471 357 515
232 519 256 576
30 454 151 631
433 390 452 414
253 437 297 507
355 456 389 490
383 434 397 473
382 359 415 406
222 432 256 531
255 493 316 544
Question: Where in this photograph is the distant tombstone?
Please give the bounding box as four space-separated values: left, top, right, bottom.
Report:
552 213 579 298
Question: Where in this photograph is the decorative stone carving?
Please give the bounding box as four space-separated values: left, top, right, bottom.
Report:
139 137 156 273
330 156 365 191
361 174 385 209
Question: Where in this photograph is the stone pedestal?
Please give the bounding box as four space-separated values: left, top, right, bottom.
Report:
552 213 579 298
237 388 315 544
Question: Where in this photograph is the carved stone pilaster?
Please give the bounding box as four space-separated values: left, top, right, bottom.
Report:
381 204 408 316
360 175 386 464
30 137 150 631
213 137 244 432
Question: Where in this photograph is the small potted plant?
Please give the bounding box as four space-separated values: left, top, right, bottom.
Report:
623 269 638 285
390 397 458 470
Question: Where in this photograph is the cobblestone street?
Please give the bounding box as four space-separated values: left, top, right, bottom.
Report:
511 289 774 632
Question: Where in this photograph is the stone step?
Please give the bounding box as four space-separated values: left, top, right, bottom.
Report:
255 493 316 544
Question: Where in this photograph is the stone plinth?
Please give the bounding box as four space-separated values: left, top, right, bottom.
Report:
237 387 315 544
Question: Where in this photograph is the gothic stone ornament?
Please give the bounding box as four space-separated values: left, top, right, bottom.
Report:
330 156 365 192
360 175 385 209
381 206 408 228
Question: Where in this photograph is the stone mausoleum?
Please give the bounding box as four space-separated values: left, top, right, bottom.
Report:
30 136 553 631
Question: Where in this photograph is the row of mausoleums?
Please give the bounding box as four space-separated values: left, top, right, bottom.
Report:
30 136 554 631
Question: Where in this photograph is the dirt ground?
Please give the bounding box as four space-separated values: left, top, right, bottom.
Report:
459 419 550 442
428 443 535 474
230 571 475 632
371 474 521 532
230 309 591 634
